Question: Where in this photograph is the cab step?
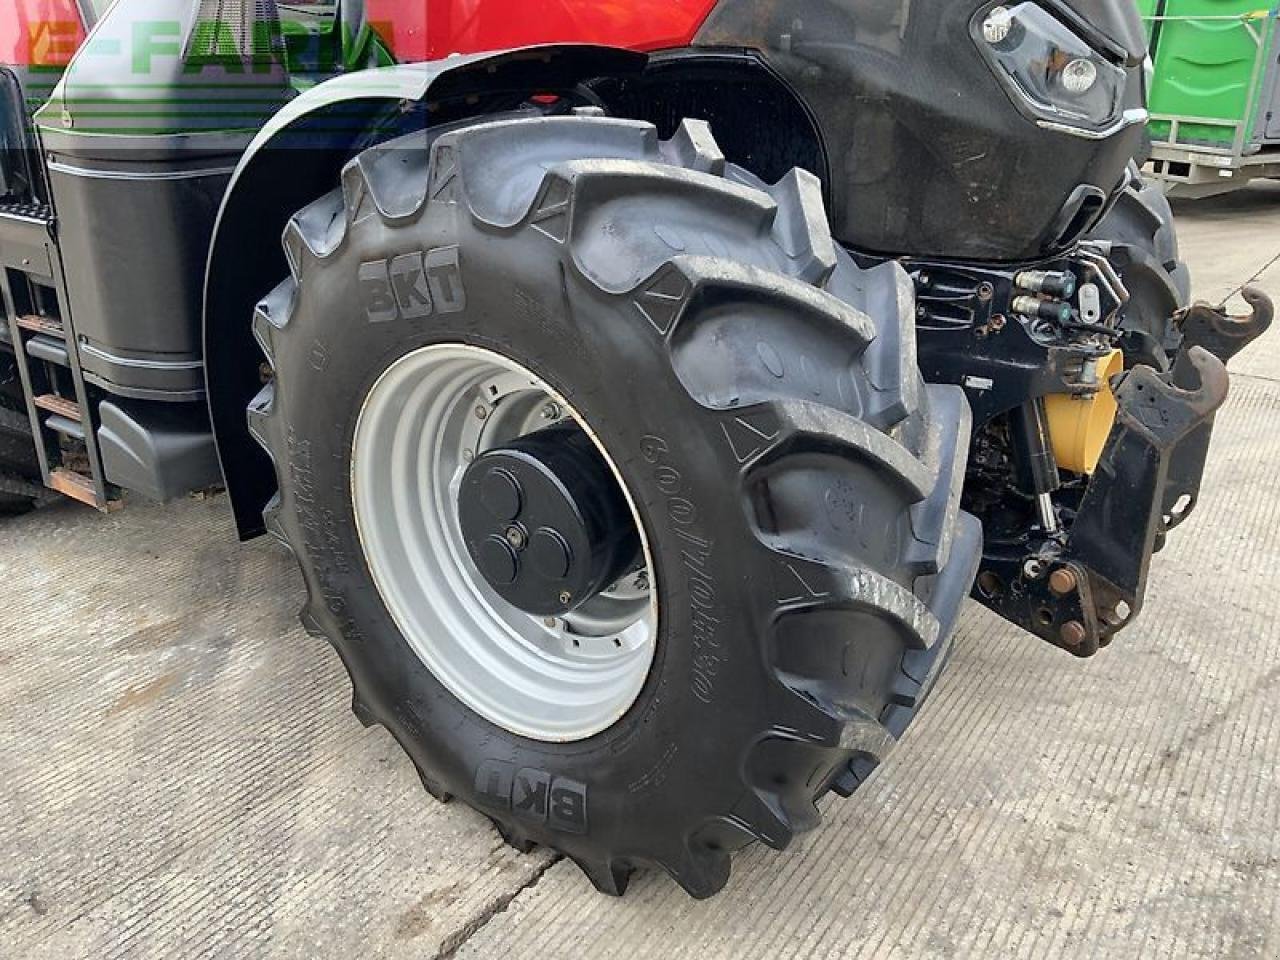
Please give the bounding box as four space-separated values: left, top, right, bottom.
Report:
4 254 116 511
49 467 119 511
16 314 63 337
33 393 80 419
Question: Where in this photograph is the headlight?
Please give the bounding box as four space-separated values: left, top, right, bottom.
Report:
973 3 1134 138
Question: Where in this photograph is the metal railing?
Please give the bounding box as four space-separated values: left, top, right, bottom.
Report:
1141 9 1278 158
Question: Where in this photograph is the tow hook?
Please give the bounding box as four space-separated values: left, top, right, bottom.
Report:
1157 288 1274 543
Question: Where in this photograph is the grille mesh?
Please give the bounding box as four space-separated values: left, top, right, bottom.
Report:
187 0 284 64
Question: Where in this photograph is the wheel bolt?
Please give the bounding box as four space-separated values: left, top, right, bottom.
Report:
559 591 572 606
505 526 527 550
474 405 489 420
540 402 561 421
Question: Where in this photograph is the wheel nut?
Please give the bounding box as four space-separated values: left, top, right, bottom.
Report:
505 526 527 550
474 405 489 420
1049 568 1078 597
559 591 572 606
540 402 561 421
1060 621 1087 648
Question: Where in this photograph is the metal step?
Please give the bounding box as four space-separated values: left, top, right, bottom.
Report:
33 393 81 419
0 200 52 224
16 314 64 337
48 467 118 511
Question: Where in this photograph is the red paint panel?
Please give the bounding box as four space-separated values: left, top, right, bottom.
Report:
367 0 429 62
417 0 719 62
0 0 86 67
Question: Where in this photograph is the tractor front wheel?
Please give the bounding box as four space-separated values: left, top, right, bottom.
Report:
250 114 980 897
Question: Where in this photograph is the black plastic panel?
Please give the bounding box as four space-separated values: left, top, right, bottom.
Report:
98 398 222 501
44 149 241 398
697 0 1147 261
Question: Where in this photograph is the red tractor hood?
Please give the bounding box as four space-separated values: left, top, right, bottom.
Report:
368 0 719 63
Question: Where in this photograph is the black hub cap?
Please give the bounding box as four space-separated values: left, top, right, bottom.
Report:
458 425 640 617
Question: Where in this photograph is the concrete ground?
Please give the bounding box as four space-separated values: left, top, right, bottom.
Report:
3 183 1280 960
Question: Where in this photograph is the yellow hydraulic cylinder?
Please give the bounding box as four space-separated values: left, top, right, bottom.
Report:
1044 349 1125 475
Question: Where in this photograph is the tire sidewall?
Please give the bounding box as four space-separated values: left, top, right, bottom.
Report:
275 199 781 854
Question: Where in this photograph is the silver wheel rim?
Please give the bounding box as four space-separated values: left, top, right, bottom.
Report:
351 343 658 742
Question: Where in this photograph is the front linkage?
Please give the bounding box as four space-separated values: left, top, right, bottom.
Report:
913 250 1272 657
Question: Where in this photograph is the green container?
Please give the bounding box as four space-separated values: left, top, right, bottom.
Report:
1145 0 1280 150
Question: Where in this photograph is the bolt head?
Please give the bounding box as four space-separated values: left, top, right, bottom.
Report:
1060 621 1087 648
1049 568 1078 597
559 590 572 606
474 405 489 420
504 525 527 550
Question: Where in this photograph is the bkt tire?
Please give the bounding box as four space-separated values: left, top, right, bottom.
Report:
250 114 981 898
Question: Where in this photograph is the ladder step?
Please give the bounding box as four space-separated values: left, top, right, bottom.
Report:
16 314 64 336
48 467 96 505
44 413 85 440
48 467 120 512
0 201 52 224
25 334 68 367
33 393 80 419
